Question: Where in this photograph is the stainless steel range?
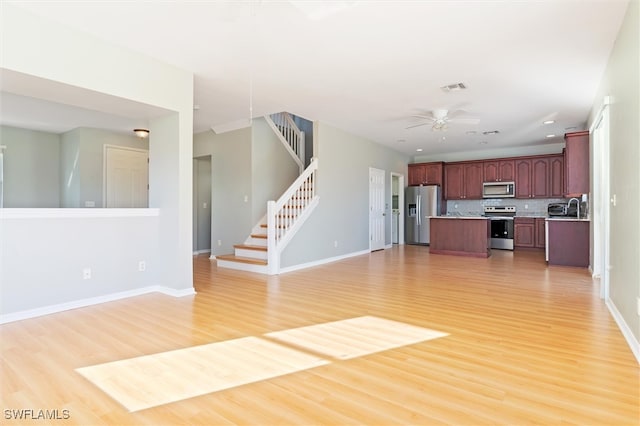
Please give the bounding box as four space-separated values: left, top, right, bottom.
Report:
483 206 516 250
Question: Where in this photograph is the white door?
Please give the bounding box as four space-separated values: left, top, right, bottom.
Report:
105 146 149 208
369 167 385 251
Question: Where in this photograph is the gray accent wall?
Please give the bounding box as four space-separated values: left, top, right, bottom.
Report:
193 118 300 256
0 125 148 208
193 127 253 256
251 117 300 224
61 127 148 208
280 122 409 268
193 156 212 252
588 1 639 344
0 126 61 207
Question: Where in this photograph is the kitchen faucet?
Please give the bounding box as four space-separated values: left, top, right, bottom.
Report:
568 197 580 219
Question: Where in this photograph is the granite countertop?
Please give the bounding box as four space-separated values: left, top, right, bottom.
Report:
436 216 488 220
546 217 591 222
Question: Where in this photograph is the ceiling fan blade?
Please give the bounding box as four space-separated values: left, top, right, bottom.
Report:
449 118 480 125
405 122 429 129
411 114 435 120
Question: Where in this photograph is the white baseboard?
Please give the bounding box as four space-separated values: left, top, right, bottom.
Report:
0 285 196 324
606 298 640 364
279 249 371 274
192 249 211 255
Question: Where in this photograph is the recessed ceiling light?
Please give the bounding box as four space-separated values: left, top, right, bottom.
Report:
478 141 488 145
545 134 556 138
543 120 555 125
416 148 423 152
565 126 577 131
397 139 406 143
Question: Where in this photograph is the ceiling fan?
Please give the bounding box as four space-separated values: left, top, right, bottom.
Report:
406 108 480 131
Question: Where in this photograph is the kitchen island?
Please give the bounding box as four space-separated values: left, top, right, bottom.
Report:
430 217 491 258
546 217 590 267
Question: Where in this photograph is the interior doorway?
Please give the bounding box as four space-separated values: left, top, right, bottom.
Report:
193 156 212 254
104 145 149 208
390 173 405 245
369 167 385 251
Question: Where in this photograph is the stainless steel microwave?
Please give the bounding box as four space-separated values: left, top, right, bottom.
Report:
482 181 515 198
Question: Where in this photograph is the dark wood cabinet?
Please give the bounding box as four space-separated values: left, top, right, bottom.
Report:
547 220 589 267
444 163 464 199
408 162 443 186
444 162 483 200
430 217 491 258
515 159 532 198
483 160 515 182
549 155 564 198
464 162 483 199
564 131 589 196
514 217 535 248
531 157 549 198
535 218 546 249
515 156 552 199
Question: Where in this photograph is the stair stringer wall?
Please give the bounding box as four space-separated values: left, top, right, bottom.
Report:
250 117 300 225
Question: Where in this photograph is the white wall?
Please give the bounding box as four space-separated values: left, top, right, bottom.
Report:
0 210 159 316
280 122 409 268
0 4 194 319
588 0 639 345
0 126 61 207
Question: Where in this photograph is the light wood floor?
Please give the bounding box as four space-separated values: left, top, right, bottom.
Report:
1 246 638 425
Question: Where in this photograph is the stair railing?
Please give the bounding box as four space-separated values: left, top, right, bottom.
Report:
267 158 319 274
267 112 305 174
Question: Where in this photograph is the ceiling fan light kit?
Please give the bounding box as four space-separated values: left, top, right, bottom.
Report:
406 108 480 132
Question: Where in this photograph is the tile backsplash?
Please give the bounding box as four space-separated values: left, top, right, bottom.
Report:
446 198 569 217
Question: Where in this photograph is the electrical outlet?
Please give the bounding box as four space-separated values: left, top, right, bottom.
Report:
203 202 207 209
138 261 146 272
334 240 338 248
637 297 640 316
217 240 222 246
524 204 529 209
244 195 248 203
83 268 91 279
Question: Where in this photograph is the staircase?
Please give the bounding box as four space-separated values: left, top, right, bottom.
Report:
216 113 318 275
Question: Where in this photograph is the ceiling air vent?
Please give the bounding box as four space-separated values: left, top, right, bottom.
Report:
440 82 467 92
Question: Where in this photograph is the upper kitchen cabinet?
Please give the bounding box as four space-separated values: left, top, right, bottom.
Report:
548 154 564 198
515 157 549 199
444 162 483 199
408 162 443 186
483 160 515 182
564 131 589 196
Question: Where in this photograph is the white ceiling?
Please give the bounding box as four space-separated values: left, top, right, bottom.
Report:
1 0 629 157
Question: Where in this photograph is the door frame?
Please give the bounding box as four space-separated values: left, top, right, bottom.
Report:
369 167 386 251
590 97 611 299
103 144 149 208
390 172 405 245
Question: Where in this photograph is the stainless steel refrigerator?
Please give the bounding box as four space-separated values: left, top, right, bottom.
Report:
406 185 441 245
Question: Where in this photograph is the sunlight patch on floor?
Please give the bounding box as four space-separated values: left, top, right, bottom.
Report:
265 316 449 360
77 316 447 412
76 336 329 412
